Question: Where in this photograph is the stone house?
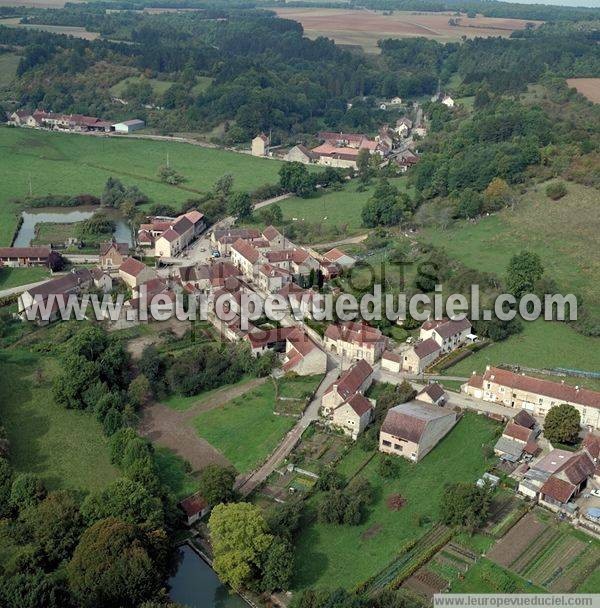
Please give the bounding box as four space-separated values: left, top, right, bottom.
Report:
381 350 402 374
331 393 375 440
252 133 269 156
416 383 448 406
282 328 327 376
419 317 472 353
256 263 292 294
401 338 440 374
99 241 129 269
463 366 600 431
321 359 373 416
323 321 386 365
283 145 316 164
118 257 157 289
230 239 261 279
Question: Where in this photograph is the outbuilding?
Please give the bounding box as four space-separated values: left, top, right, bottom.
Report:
113 119 145 133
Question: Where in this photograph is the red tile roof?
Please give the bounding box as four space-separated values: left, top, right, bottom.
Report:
483 367 600 410
179 491 208 517
583 434 600 460
541 477 576 504
326 359 373 401
467 374 484 389
119 257 148 277
513 409 536 429
347 393 373 417
418 383 446 403
263 226 282 241
423 317 471 339
324 321 385 349
381 400 451 443
99 241 128 256
382 350 402 363
159 228 180 243
413 338 440 359
503 421 534 443
231 239 260 264
246 327 295 348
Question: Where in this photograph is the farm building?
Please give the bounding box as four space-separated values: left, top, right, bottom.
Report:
0 246 62 269
113 119 145 133
379 399 457 462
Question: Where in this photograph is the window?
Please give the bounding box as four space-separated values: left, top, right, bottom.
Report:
394 444 403 451
382 440 391 447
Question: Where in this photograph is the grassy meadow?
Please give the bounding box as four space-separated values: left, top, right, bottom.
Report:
0 266 50 289
109 75 176 97
0 349 117 493
292 413 499 590
192 375 322 474
0 126 285 245
0 52 19 87
419 182 600 315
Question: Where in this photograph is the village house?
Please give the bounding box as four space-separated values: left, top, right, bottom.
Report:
321 359 373 416
379 399 457 462
419 317 472 353
431 93 455 108
208 261 242 289
99 241 129 269
256 263 293 294
518 447 596 514
321 248 356 270
262 225 286 249
230 239 261 279
283 145 316 164
393 149 420 172
9 109 112 132
381 350 402 374
251 133 270 157
245 327 295 357
179 491 209 526
139 211 205 256
416 383 448 406
212 228 262 255
90 268 113 293
118 257 157 289
0 246 62 269
324 321 386 365
282 328 327 376
178 265 211 293
463 366 600 431
395 117 413 137
264 248 320 279
331 393 375 440
311 131 384 169
277 283 316 320
18 268 93 324
494 420 538 462
401 338 441 374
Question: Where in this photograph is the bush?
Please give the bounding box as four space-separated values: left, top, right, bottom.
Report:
545 181 567 200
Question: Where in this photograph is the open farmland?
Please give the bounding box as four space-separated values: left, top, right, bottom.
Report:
0 126 285 246
0 17 99 40
109 75 176 98
566 78 600 104
274 8 541 51
292 413 499 590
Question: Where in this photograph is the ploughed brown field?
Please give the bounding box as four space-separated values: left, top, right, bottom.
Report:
566 78 600 104
274 8 542 51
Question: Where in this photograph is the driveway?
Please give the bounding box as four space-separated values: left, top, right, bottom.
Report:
235 361 339 496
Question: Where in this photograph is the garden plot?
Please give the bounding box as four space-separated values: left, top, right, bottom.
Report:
487 512 547 568
403 567 448 599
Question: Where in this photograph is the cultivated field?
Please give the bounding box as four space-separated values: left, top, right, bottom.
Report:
292 413 499 590
0 348 117 493
274 8 541 51
0 17 99 40
566 78 600 104
0 126 285 246
487 510 600 592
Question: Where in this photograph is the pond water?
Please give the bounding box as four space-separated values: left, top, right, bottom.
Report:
168 544 248 608
13 208 133 247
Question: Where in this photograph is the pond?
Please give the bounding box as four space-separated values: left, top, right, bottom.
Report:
13 208 133 247
168 544 248 608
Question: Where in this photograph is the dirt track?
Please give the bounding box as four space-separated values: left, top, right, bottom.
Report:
138 377 268 472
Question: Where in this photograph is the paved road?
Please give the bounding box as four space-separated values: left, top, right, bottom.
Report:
373 366 516 418
235 362 339 497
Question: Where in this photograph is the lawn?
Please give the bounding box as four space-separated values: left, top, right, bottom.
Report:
419 182 600 316
292 412 499 590
193 381 296 474
0 266 50 289
0 349 117 493
444 319 600 384
0 126 285 245
276 374 323 399
277 177 412 234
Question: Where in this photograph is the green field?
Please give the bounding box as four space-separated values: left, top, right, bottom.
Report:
292 413 499 590
109 75 176 97
0 266 50 289
420 182 600 315
192 76 214 95
193 380 297 474
0 349 117 493
444 319 600 381
0 52 19 87
0 126 286 245
276 177 412 233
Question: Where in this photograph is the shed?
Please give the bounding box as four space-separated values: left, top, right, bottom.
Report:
113 119 145 133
